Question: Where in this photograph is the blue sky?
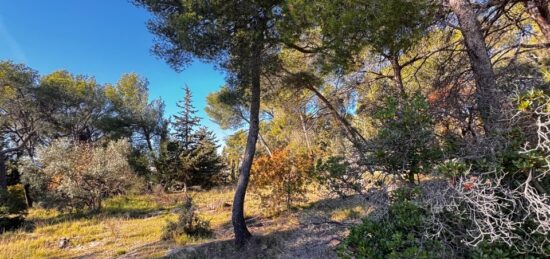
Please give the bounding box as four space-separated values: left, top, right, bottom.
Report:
0 0 231 142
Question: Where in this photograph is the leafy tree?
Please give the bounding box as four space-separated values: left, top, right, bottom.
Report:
206 85 273 156
37 70 108 141
105 73 166 182
105 73 165 152
371 93 441 184
0 62 41 192
134 0 286 245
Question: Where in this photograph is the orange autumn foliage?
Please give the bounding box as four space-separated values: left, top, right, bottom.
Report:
251 148 314 212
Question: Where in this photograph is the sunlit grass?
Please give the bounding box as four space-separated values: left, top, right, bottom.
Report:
0 194 185 258
0 185 360 258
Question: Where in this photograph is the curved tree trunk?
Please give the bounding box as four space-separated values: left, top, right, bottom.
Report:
449 0 501 134
232 51 261 247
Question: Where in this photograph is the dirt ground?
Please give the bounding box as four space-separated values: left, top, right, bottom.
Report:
165 195 377 259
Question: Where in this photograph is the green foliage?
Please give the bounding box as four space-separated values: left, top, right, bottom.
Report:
22 139 137 211
314 156 364 197
205 86 247 130
0 184 27 233
435 159 469 179
339 188 443 259
162 196 211 240
181 127 224 187
38 70 107 141
283 0 436 72
371 93 441 183
0 184 27 217
173 85 201 149
470 241 540 259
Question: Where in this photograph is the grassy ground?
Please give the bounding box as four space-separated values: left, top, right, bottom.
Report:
0 185 376 258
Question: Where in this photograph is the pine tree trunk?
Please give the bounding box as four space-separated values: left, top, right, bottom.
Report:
258 132 273 157
449 0 500 134
525 0 550 43
232 53 261 248
306 85 369 148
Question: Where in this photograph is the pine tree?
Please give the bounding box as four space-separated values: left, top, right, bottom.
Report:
173 85 201 150
181 127 224 188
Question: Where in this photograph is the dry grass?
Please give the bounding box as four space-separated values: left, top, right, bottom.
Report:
0 195 179 258
0 185 376 259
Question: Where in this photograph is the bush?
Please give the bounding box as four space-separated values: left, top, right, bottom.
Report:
251 148 313 212
339 188 443 259
314 155 366 197
21 138 137 211
162 196 211 241
0 184 27 216
370 93 441 183
0 184 28 232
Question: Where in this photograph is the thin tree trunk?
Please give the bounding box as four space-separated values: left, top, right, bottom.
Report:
525 0 550 43
232 52 261 248
306 85 369 147
299 112 312 154
240 116 272 157
449 0 501 134
24 183 33 208
258 132 273 157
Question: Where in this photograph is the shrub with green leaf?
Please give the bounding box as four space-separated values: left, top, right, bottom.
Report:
0 184 28 232
162 196 211 241
21 138 137 211
370 92 441 183
339 188 443 259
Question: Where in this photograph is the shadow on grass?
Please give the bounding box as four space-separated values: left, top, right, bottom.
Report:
163 193 386 259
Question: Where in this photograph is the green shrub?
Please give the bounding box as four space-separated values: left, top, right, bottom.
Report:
21 138 137 211
370 93 441 184
314 156 365 197
0 184 27 216
0 184 28 232
162 196 211 240
339 188 443 258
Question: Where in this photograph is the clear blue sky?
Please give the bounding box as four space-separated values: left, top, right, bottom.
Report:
0 0 231 142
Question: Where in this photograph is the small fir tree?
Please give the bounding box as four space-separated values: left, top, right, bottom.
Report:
172 85 201 150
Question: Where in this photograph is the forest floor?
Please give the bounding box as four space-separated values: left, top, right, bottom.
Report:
0 186 377 259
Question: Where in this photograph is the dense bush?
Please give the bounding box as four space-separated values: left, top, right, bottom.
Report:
314 155 366 197
22 139 137 211
0 184 27 216
339 188 443 258
162 196 211 241
0 184 28 232
251 149 313 212
370 93 441 183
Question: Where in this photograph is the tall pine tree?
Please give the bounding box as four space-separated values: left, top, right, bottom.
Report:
172 85 201 150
